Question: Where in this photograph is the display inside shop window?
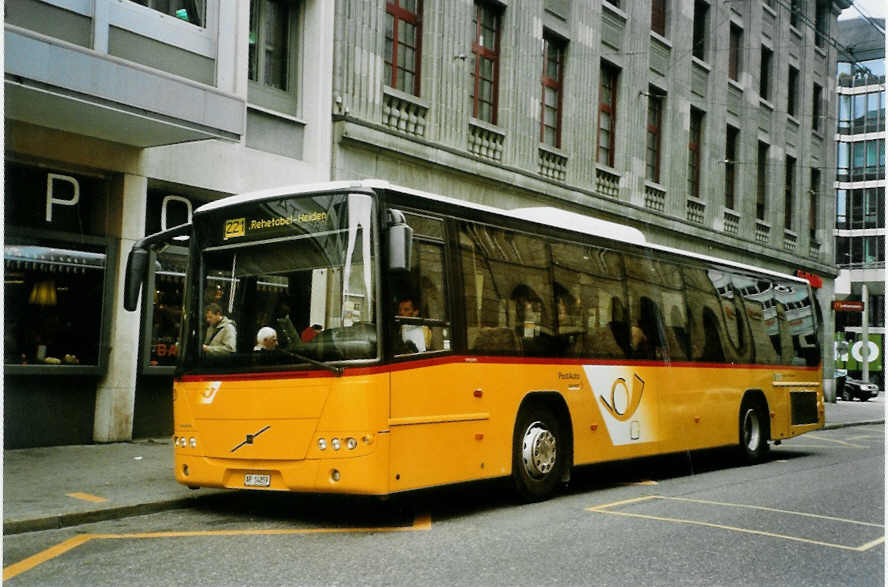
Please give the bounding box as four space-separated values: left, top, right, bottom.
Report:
4 244 106 366
149 248 188 366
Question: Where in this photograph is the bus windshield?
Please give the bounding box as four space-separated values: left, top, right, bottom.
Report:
190 192 377 370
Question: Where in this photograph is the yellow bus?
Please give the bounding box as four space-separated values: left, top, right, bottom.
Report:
124 181 823 501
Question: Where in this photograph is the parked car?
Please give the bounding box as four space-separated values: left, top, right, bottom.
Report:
840 378 880 401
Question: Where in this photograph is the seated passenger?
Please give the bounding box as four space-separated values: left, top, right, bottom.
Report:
203 303 236 356
398 296 431 353
254 327 279 351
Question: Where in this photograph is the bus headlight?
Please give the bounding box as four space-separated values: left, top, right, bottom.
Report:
346 437 358 450
190 437 197 448
331 438 341 451
318 438 327 451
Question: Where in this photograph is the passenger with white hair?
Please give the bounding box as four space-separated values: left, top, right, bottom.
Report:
253 326 279 351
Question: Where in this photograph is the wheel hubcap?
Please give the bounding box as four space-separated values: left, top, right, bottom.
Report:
743 409 760 452
522 421 557 479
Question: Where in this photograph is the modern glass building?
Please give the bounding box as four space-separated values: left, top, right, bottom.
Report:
834 17 886 389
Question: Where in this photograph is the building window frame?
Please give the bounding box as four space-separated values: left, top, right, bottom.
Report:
728 23 743 82
784 155 796 230
788 65 799 118
757 141 769 221
597 61 619 166
651 0 667 37
646 89 664 183
688 107 704 198
692 0 709 62
471 2 501 125
812 83 823 133
248 0 302 115
541 33 566 148
725 125 739 210
385 0 424 97
809 168 820 241
760 45 773 101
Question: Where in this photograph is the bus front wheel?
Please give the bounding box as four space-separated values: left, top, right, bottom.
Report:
512 404 564 502
738 399 769 464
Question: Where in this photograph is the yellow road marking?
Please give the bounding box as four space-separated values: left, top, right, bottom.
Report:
2 514 431 580
586 495 658 512
3 535 93 580
660 496 884 528
595 509 880 552
66 492 108 503
804 434 867 448
588 495 884 552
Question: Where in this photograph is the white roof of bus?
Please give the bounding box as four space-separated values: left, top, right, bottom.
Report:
195 180 809 286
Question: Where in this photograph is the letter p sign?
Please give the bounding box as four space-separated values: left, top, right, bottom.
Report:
45 174 80 222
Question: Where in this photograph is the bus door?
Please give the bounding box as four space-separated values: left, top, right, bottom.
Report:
387 212 488 491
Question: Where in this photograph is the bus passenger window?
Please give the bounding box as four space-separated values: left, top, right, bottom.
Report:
392 213 450 356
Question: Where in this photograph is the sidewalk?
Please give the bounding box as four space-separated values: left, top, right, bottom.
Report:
4 396 884 535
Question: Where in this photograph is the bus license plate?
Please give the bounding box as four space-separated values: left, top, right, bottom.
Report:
244 474 270 487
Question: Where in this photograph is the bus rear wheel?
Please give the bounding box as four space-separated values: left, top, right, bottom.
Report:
512 404 564 502
738 400 769 464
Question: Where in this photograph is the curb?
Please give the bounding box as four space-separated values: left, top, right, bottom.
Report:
822 419 885 430
3 494 226 536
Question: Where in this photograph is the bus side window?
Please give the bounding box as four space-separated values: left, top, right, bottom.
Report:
393 213 450 355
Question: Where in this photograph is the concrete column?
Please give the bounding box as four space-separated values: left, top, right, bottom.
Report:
94 173 147 442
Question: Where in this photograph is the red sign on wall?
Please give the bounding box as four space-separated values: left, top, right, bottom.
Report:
796 270 823 288
833 300 865 312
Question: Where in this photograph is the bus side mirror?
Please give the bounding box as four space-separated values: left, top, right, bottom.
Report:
386 209 413 272
124 246 149 311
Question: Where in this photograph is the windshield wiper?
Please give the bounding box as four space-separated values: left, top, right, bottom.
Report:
281 349 343 376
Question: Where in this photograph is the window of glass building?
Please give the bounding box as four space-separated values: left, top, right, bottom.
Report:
541 34 566 148
129 0 204 27
471 2 501 125
385 0 423 96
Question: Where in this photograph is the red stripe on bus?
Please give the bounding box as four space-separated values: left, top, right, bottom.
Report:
179 355 818 382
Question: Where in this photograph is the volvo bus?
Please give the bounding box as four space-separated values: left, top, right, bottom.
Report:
124 181 824 501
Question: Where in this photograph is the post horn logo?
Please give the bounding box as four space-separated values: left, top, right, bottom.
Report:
599 374 645 422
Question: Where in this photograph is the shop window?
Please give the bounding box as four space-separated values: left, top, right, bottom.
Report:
146 247 188 367
128 0 205 27
4 242 109 369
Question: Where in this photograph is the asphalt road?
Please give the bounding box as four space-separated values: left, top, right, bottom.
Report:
4 424 884 586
